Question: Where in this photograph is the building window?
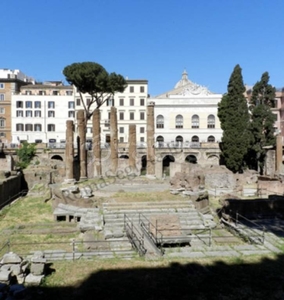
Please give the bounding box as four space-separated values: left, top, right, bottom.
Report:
156 115 164 128
0 132 6 137
76 98 81 106
68 101 75 109
130 99 134 106
0 83 5 89
156 136 164 143
140 137 145 142
140 112 145 120
0 108 4 114
208 135 215 142
16 111 23 117
34 124 42 132
176 135 183 143
0 118 5 127
48 101 55 109
119 112 124 120
192 115 199 128
119 99 124 106
25 101 32 108
48 111 55 117
25 124 33 131
35 110 41 117
130 86 134 93
140 127 145 133
86 99 91 105
119 137 124 143
68 111 75 118
66 90 73 96
38 91 46 95
47 124 56 131
107 98 113 106
16 124 24 131
207 115 215 128
0 94 4 101
119 127 124 133
140 99 145 106
26 110 33 117
175 115 183 128
129 112 134 120
53 91 59 95
192 135 199 142
140 86 145 93
16 101 23 108
35 101 41 108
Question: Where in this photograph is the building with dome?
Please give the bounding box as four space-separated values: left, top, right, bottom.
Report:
149 70 223 148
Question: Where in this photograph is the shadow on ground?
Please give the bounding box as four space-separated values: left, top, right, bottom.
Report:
30 254 284 300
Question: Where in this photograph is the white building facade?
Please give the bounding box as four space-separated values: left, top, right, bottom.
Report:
75 79 148 147
11 82 74 146
150 70 223 148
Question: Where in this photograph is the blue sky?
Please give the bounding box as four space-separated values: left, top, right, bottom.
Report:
2 0 284 96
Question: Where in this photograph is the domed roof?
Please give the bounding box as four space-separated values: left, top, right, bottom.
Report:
174 69 193 88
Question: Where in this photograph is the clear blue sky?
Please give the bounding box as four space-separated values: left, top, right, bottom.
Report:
2 0 283 96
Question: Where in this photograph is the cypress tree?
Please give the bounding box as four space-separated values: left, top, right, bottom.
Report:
218 64 250 173
248 72 276 174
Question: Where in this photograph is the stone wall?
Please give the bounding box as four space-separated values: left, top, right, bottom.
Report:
0 175 23 207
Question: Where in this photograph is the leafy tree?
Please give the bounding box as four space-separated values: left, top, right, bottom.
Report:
218 64 250 173
63 62 127 121
247 72 276 173
16 142 36 169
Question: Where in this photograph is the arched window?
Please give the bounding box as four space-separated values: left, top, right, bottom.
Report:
175 115 183 128
207 115 215 128
176 135 183 142
156 115 164 128
192 135 199 142
208 135 215 142
156 136 164 148
156 136 164 142
192 115 199 128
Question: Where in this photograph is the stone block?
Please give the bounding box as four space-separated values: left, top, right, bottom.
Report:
0 270 11 284
30 263 45 276
25 274 44 286
1 252 22 264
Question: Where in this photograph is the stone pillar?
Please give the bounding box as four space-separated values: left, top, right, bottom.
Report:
77 110 87 180
146 102 155 176
65 120 74 181
93 108 101 177
129 124 136 170
276 135 282 174
110 107 118 174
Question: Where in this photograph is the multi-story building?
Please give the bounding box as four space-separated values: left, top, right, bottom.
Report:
150 70 223 148
11 81 74 146
74 79 148 147
0 69 34 144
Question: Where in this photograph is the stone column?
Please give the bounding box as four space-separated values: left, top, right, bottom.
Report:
129 124 137 170
65 120 74 181
276 135 282 174
93 108 101 177
110 107 118 174
77 110 87 180
146 102 155 175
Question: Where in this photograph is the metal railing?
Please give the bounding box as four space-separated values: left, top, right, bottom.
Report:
124 214 146 256
221 212 265 245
